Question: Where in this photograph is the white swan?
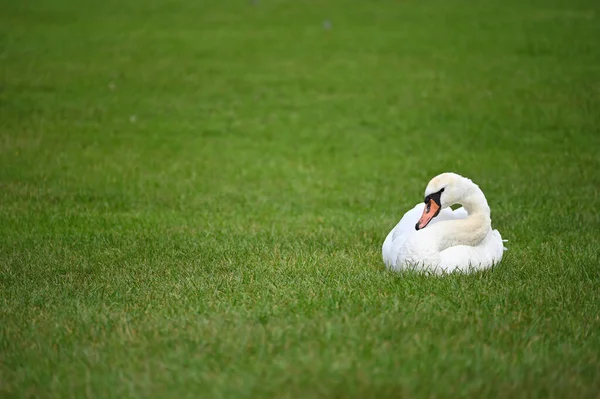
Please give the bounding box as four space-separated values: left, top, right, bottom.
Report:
382 172 507 274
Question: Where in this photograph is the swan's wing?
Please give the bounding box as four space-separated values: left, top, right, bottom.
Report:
439 228 505 272
381 227 396 266
382 204 424 266
432 206 468 223
391 203 425 240
451 206 468 219
382 205 471 268
384 205 467 251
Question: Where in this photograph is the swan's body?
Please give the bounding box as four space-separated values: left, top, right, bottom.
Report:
382 173 506 274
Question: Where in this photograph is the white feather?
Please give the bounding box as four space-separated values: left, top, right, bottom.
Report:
382 173 507 274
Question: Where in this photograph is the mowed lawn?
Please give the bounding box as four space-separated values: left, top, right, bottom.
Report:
1 0 599 397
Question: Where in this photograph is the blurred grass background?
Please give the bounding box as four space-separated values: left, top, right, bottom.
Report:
1 0 599 397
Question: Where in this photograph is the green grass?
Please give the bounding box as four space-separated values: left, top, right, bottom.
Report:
1 0 599 397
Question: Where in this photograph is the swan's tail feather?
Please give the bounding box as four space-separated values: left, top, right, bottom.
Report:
502 239 508 243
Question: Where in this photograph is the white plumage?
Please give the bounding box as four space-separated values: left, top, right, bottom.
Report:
382 172 507 274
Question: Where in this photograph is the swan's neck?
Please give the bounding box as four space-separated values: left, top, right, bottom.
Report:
434 183 491 251
459 185 491 217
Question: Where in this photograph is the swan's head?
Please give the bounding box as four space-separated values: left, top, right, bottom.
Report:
415 172 472 230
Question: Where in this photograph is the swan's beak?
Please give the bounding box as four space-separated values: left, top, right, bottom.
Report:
415 200 440 230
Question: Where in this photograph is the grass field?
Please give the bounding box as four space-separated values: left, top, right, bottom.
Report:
1 0 600 397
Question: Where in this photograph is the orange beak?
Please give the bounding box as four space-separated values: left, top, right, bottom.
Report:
415 200 440 230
